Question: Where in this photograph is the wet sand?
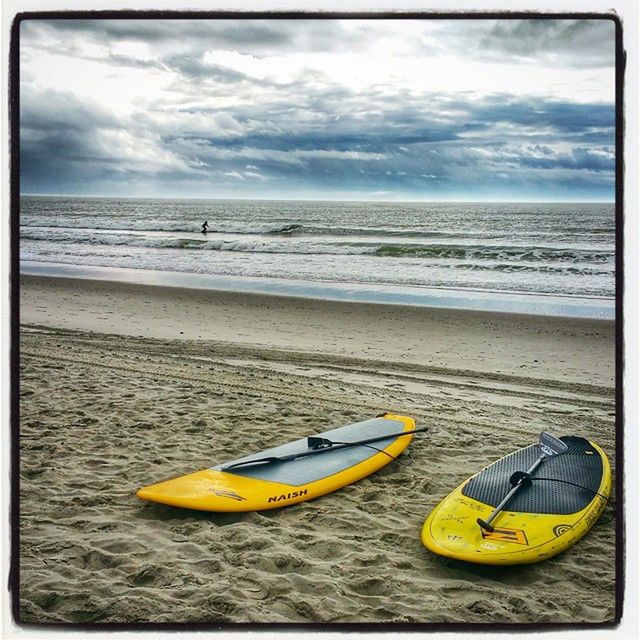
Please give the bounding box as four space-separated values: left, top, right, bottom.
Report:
18 274 618 625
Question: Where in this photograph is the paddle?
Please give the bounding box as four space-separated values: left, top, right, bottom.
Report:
476 432 568 533
220 427 429 472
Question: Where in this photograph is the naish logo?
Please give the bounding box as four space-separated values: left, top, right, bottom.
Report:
268 489 308 503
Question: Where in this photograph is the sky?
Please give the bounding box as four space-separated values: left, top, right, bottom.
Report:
19 17 616 202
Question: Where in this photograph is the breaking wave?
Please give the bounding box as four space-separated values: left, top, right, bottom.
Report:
19 196 616 300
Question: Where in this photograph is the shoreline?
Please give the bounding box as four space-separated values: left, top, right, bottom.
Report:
20 273 615 387
17 269 618 625
20 261 615 320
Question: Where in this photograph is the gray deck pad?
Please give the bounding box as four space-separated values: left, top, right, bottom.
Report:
462 436 604 515
214 418 405 486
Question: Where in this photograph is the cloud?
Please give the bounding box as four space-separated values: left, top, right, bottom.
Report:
142 110 245 139
464 142 615 173
20 87 119 132
20 81 614 197
428 19 615 69
243 171 267 181
168 139 386 166
223 170 245 180
480 19 615 69
20 87 196 192
101 53 163 70
20 18 355 55
18 17 616 200
163 53 250 83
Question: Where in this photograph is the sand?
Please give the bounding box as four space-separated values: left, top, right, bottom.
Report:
17 274 618 626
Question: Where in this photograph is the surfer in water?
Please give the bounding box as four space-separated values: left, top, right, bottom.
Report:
201 220 209 234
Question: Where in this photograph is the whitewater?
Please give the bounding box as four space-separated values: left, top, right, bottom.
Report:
19 196 616 317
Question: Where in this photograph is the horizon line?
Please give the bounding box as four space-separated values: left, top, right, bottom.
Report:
19 193 615 205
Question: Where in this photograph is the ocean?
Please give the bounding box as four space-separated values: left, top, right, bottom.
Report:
19 196 616 318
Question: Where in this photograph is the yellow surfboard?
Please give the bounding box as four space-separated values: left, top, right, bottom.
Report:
137 413 416 512
422 435 611 565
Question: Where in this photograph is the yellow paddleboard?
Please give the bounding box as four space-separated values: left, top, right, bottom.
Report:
422 435 611 565
138 413 415 512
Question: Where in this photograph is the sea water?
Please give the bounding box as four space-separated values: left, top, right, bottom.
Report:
19 196 616 318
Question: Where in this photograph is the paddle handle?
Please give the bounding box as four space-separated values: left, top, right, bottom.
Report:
477 455 544 532
221 426 427 471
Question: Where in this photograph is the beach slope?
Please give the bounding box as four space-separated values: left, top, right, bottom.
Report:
18 275 617 624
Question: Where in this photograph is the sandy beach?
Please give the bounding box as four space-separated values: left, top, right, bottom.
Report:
17 274 618 625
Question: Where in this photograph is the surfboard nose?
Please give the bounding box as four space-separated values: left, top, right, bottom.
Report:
136 483 179 506
136 470 218 507
136 486 160 502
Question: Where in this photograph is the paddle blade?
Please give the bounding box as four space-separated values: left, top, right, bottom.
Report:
538 432 568 458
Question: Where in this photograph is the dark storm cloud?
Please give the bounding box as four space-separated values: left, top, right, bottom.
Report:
204 121 461 153
457 96 614 137
21 89 121 190
19 87 195 193
518 147 614 172
27 17 614 66
104 54 165 70
436 19 615 69
21 87 120 133
19 17 616 199
162 54 250 83
453 139 615 174
20 79 615 196
481 19 615 68
235 87 615 189
20 18 361 55
223 91 613 154
22 18 288 46
22 127 111 193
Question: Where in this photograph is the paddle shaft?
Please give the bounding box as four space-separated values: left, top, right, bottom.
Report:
478 455 544 530
221 427 427 471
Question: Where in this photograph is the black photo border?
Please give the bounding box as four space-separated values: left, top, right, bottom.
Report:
8 9 627 633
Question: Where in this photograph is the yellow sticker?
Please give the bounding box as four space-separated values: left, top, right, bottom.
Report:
481 527 529 545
